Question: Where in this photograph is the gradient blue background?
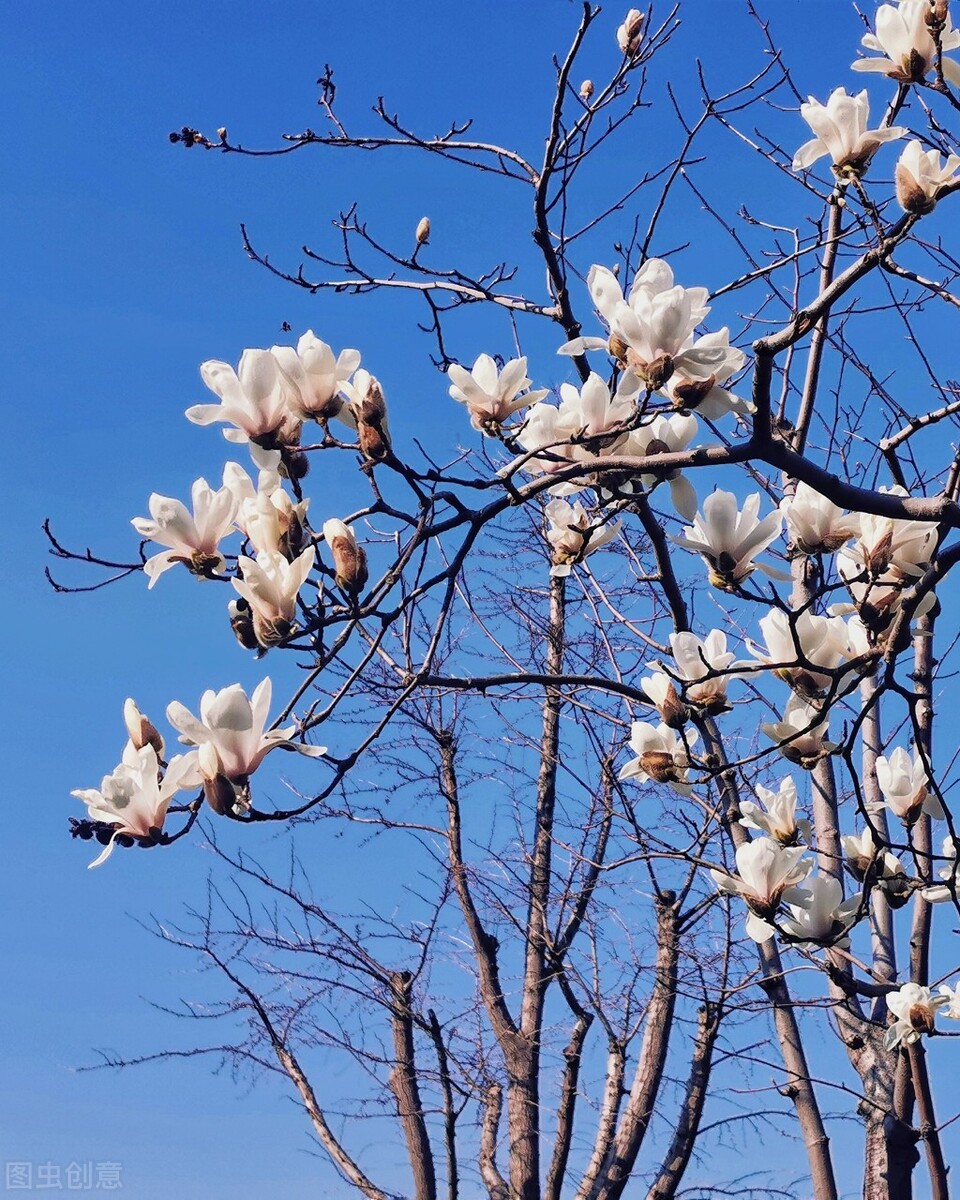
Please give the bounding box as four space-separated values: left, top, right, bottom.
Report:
4 2 945 1197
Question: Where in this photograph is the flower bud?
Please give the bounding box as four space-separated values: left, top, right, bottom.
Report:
580 79 594 101
415 216 431 246
123 699 165 757
358 377 391 460
323 519 369 597
617 8 644 56
896 163 937 215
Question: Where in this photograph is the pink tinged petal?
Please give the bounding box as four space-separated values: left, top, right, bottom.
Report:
166 700 213 747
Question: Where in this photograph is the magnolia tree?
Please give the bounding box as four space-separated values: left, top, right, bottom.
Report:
52 3 960 1197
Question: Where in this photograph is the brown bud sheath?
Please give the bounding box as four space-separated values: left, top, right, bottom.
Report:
642 353 675 391
895 163 936 215
331 536 369 596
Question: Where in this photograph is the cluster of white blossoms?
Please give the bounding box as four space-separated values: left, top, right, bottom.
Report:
792 2 960 205
73 685 325 866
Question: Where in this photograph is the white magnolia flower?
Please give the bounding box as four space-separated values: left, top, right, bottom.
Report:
896 140 960 214
649 629 737 716
852 1 960 84
781 482 860 554
762 695 836 769
657 329 751 421
272 331 361 423
856 486 938 576
448 354 547 432
937 983 960 1020
619 721 698 796
72 742 202 868
711 837 813 942
792 88 905 175
232 547 316 647
748 608 853 699
885 982 948 1049
781 874 860 949
616 7 644 56
616 414 700 518
739 776 810 845
560 262 745 408
131 475 238 588
516 373 635 489
876 746 944 823
544 498 620 576
322 518 369 595
842 827 905 884
186 350 291 445
672 490 785 590
224 457 309 560
166 678 326 783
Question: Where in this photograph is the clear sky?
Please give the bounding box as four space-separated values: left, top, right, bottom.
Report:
4 2 950 1197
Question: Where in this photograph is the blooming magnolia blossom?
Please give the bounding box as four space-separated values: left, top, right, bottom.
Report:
224 459 309 560
780 874 860 949
232 547 316 647
748 608 855 699
852 0 960 84
516 373 635 490
560 262 746 412
711 837 812 942
648 630 737 717
672 491 785 590
895 140 960 214
739 776 810 845
885 982 948 1049
792 88 905 175
842 828 906 885
72 742 203 868
855 486 938 576
447 354 547 432
544 498 620 576
619 721 698 796
780 482 860 554
131 475 238 587
272 331 361 423
613 414 699 518
876 746 944 824
762 695 836 769
186 349 292 445
166 678 326 786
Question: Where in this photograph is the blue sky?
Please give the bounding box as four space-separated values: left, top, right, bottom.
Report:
5 2 955 1197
